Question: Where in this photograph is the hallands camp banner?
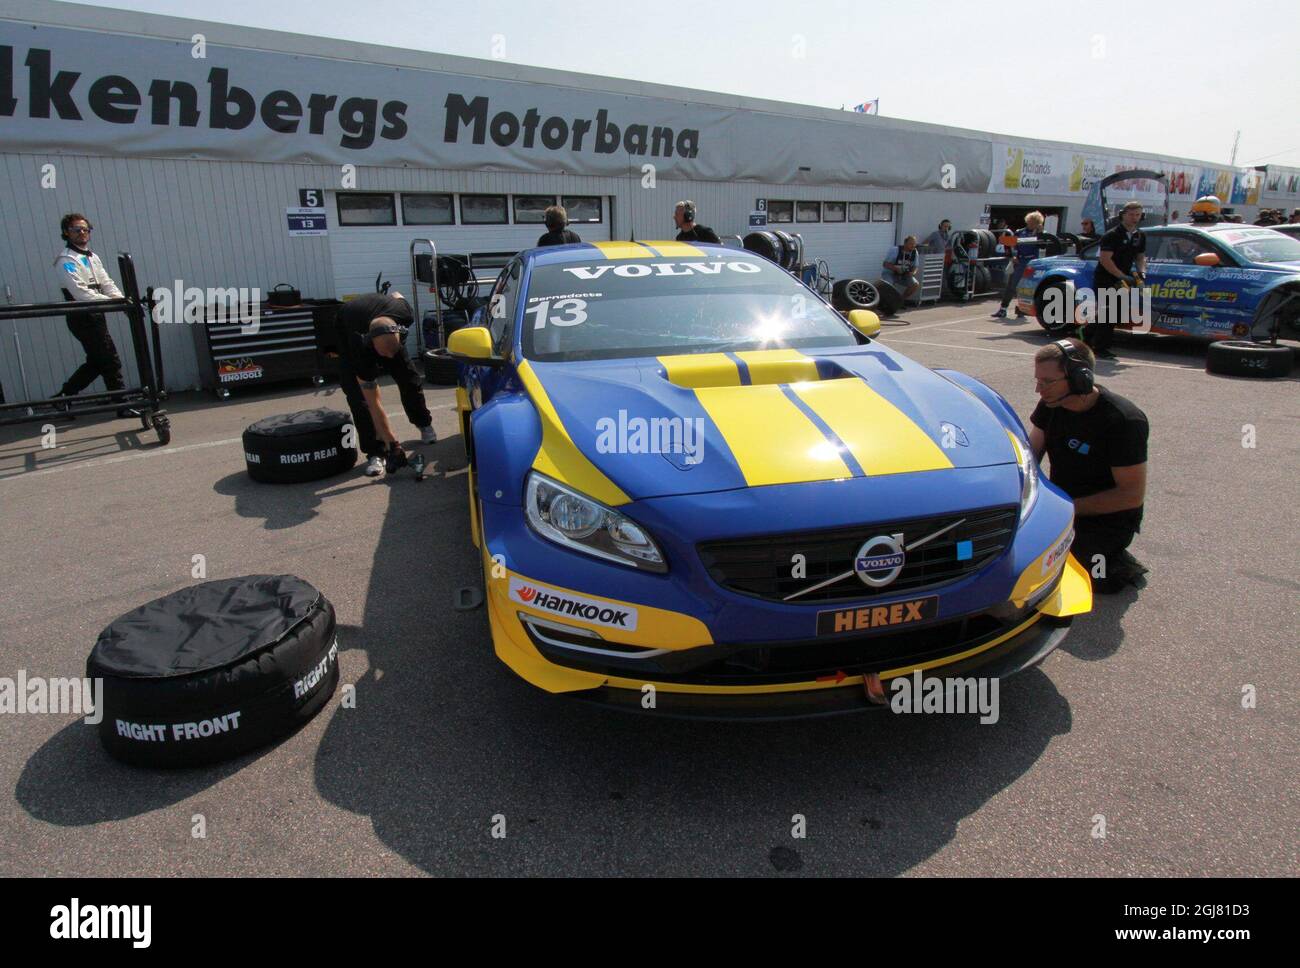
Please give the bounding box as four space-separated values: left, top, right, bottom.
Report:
0 21 991 190
989 140 1241 201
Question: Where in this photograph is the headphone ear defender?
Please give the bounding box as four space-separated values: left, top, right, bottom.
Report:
1054 339 1094 395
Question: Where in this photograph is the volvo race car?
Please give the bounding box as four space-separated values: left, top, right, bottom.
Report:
448 240 1091 717
1017 223 1300 342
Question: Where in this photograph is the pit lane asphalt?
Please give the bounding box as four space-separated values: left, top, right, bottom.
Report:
1 300 1296 877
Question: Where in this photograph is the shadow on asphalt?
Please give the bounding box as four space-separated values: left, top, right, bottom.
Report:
307 451 1074 876
15 718 263 825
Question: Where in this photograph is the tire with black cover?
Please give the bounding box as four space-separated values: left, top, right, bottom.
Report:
743 231 783 265
88 575 339 768
1205 340 1294 378
242 409 356 484
976 229 996 259
874 277 904 316
831 278 880 311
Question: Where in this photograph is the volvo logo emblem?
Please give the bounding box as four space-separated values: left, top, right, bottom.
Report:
854 533 906 587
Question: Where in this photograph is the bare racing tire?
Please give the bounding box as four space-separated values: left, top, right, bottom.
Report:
874 278 905 316
423 348 461 387
88 575 339 768
242 409 357 484
743 231 784 266
1205 340 1295 378
772 230 800 270
831 278 880 311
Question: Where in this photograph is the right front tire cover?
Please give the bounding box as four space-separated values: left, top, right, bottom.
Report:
88 576 340 768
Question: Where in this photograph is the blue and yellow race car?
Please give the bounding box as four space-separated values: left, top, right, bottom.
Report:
1017 223 1300 341
448 240 1091 717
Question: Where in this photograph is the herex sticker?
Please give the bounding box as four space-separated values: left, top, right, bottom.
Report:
817 596 938 635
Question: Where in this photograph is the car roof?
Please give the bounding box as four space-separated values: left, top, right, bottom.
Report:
522 240 751 268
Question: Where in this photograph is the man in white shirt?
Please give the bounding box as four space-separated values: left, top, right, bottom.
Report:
53 213 129 410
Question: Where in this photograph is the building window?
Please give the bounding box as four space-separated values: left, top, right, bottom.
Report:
871 203 894 223
513 195 556 224
337 193 396 226
561 196 603 223
796 201 821 222
461 194 509 225
848 202 870 222
402 193 454 225
767 200 794 224
823 202 846 223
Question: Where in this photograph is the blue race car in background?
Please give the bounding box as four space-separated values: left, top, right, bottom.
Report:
446 240 1090 717
1017 223 1300 342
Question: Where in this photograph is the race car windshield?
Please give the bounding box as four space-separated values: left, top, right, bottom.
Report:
521 256 858 362
1225 231 1300 264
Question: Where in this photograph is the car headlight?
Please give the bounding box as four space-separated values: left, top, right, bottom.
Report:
525 472 667 573
1008 431 1039 519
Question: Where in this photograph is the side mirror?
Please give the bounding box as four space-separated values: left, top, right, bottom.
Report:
1193 252 1220 267
847 309 882 338
445 326 503 366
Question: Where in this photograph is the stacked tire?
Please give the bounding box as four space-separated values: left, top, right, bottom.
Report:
243 409 356 484
89 575 340 768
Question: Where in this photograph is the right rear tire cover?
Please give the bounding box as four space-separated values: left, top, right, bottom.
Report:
242 409 356 484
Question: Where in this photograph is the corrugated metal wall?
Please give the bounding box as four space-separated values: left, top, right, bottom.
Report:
1 153 912 396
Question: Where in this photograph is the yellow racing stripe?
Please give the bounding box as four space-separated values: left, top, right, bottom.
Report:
658 353 741 388
591 241 652 259
789 378 953 476
694 384 852 485
644 240 705 257
736 348 820 385
516 360 630 507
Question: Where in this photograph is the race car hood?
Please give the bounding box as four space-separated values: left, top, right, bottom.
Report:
520 344 1018 501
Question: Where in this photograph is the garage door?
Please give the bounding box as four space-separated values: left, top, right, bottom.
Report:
327 191 611 301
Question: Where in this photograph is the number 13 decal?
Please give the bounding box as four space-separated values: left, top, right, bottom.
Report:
525 298 588 329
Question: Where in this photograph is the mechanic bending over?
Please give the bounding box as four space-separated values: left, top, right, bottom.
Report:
335 292 436 478
1088 200 1147 360
1029 338 1149 594
673 200 721 243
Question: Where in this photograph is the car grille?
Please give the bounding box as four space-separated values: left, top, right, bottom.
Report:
697 506 1018 604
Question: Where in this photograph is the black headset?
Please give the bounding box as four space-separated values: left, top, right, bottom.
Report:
362 322 409 348
1054 339 1095 396
681 200 696 223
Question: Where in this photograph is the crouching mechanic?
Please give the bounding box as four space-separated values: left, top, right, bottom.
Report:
1029 338 1150 594
335 292 436 477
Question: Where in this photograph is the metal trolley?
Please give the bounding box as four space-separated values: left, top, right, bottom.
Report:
0 253 171 445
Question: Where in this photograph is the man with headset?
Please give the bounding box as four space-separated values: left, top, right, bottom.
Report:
1029 338 1149 594
335 291 435 478
673 201 721 243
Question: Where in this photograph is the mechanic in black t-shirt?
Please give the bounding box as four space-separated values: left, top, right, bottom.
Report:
1029 338 1149 594
1087 201 1147 360
536 205 582 247
673 200 721 244
335 291 435 478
